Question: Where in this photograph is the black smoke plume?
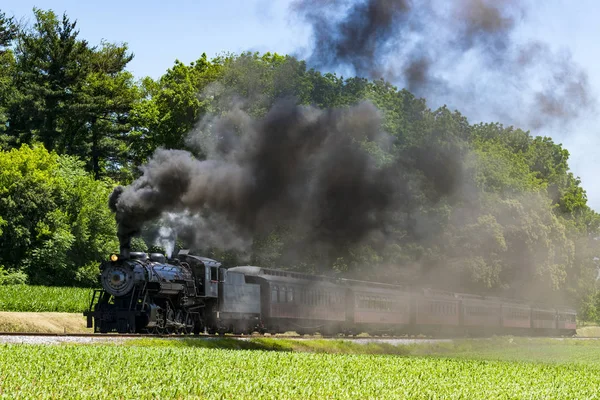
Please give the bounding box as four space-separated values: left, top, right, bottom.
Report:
295 0 411 78
109 101 411 257
295 0 593 129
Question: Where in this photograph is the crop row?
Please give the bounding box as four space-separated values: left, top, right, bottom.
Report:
0 344 599 399
0 285 93 312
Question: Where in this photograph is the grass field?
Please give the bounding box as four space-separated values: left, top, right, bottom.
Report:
0 337 599 399
0 285 93 312
134 335 600 363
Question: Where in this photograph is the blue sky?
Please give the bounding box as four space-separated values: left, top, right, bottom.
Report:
3 0 309 79
3 0 600 209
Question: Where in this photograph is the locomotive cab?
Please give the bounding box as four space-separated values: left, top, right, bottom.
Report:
177 251 220 298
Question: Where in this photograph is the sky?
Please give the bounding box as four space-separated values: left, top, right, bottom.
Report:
3 0 600 210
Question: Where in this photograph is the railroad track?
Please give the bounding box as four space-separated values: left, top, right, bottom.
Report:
0 332 444 339
0 332 588 339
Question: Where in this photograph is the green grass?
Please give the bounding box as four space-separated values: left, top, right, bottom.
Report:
133 336 600 364
128 337 415 355
1 342 600 399
0 285 93 312
0 337 598 399
403 336 600 365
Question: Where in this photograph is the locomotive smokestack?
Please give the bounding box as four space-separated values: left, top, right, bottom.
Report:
108 185 136 260
119 236 131 260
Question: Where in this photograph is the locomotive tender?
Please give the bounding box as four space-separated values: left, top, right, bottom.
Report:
84 250 577 336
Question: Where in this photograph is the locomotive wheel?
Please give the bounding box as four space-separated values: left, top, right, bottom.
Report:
183 313 194 335
154 316 166 334
217 327 228 335
193 324 201 335
152 326 164 334
174 310 191 335
165 307 176 334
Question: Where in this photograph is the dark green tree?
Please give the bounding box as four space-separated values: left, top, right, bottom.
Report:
0 10 17 146
74 41 137 179
8 8 91 150
6 8 137 179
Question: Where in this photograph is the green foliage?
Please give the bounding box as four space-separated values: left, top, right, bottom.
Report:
8 8 92 150
0 144 117 286
0 284 92 311
0 10 18 48
129 53 222 165
4 8 138 180
0 266 28 285
130 236 149 252
578 289 600 325
0 10 16 147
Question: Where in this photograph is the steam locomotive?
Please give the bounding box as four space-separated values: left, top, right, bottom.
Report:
84 250 577 336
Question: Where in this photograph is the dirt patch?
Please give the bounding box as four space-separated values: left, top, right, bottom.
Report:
0 312 92 333
577 326 600 338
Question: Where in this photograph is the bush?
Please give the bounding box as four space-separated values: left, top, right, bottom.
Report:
0 145 119 286
0 266 28 285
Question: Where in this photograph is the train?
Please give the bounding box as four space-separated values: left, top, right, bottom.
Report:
84 249 577 336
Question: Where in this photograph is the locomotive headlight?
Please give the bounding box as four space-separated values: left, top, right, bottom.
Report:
101 265 135 297
110 254 119 262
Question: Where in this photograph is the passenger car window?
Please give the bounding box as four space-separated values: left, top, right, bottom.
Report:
271 286 278 303
279 287 286 303
210 266 218 282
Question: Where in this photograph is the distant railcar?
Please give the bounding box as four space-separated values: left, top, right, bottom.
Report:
458 294 502 335
499 300 532 334
556 307 577 335
531 305 558 333
414 289 461 335
344 280 411 335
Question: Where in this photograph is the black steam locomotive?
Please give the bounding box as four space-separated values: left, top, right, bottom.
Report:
84 249 577 336
84 249 247 334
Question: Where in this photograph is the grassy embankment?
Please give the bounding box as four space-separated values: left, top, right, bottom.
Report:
0 285 93 332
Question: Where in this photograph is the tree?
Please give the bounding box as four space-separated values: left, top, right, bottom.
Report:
8 8 91 150
6 8 138 180
0 10 17 146
0 144 118 286
129 54 222 165
0 10 17 50
74 41 137 180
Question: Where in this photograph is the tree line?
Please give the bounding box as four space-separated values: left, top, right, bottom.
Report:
1 8 599 321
